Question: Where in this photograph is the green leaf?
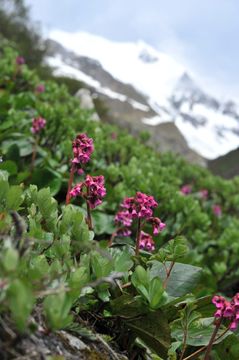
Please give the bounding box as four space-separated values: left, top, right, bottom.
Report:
7 280 34 331
91 251 113 278
0 178 9 208
215 334 239 360
150 261 202 297
6 185 23 210
44 292 73 330
172 316 231 347
0 160 17 175
2 247 19 272
132 265 149 288
37 188 58 231
91 212 115 235
6 144 20 163
126 310 171 358
32 168 62 195
110 294 147 318
111 247 134 273
148 277 167 310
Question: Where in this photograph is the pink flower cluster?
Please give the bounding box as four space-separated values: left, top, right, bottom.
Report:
120 192 158 219
180 184 192 195
31 117 46 134
212 294 239 330
115 192 166 251
35 84 45 93
139 231 155 251
16 56 25 65
70 175 106 209
199 189 208 199
72 134 94 165
212 204 222 217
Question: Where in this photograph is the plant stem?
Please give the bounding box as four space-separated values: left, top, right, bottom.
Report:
135 218 142 256
30 137 38 174
86 200 93 230
203 317 223 360
108 227 126 247
163 261 175 289
65 166 75 205
182 323 229 360
179 326 188 360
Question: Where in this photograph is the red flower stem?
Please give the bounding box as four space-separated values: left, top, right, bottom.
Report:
163 261 175 289
66 166 75 205
86 200 93 230
108 227 125 247
30 137 38 174
182 323 230 360
203 317 223 360
85 186 93 231
135 218 142 256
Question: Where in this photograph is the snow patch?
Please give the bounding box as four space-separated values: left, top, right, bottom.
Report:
48 30 239 159
49 30 185 105
47 56 100 88
142 116 170 126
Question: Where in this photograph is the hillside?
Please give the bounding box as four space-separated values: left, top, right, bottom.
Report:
1 44 239 359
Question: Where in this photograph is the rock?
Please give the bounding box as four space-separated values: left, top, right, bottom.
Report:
75 88 100 121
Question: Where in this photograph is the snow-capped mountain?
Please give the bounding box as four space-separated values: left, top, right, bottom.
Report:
47 30 239 161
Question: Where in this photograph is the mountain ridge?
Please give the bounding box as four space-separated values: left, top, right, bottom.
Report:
46 31 239 162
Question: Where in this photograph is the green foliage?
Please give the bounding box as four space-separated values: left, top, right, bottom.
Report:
0 44 238 359
0 0 48 68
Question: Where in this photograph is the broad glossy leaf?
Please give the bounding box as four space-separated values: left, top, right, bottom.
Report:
126 310 171 358
150 261 202 297
172 317 231 346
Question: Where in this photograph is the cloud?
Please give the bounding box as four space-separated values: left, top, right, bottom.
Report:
26 0 239 99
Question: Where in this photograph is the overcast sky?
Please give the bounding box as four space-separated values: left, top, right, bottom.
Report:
26 0 239 100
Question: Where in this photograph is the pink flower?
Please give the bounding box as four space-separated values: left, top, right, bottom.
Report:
77 168 85 176
69 183 83 197
139 231 155 251
71 134 94 173
212 293 239 331
115 211 133 227
212 204 222 217
35 84 45 93
116 228 132 237
212 295 225 309
199 189 208 199
115 192 166 244
214 309 223 318
180 184 192 195
232 293 239 307
111 132 117 140
121 192 158 220
230 321 238 330
16 56 25 65
223 301 234 317
70 175 106 209
31 117 46 134
148 217 166 235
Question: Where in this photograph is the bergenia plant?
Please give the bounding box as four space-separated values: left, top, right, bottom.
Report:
35 84 45 93
202 293 239 359
14 56 25 78
180 184 192 195
70 175 106 230
114 192 166 255
212 204 222 217
16 56 25 65
66 134 94 204
31 117 46 134
30 117 46 172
